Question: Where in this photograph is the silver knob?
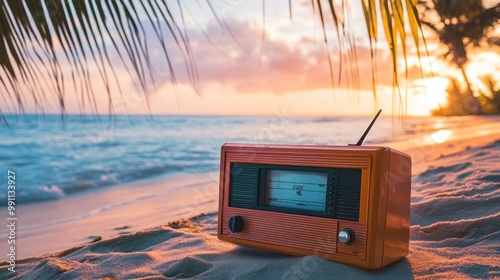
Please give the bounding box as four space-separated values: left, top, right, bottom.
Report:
338 228 355 244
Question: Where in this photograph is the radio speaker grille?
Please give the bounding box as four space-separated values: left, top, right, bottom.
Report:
336 169 362 221
229 164 257 208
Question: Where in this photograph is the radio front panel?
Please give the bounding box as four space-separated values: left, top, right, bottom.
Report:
221 207 368 259
229 163 362 221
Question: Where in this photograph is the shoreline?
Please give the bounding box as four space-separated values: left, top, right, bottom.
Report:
5 115 500 207
0 172 220 259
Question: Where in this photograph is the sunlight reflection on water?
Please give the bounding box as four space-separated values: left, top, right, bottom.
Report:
429 129 453 144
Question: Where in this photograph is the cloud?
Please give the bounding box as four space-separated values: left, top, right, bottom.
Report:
89 10 431 101
145 17 419 96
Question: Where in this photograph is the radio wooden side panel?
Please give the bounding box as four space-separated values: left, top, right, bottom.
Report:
382 148 412 267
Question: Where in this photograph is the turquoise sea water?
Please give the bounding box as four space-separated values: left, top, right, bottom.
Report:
1 114 432 204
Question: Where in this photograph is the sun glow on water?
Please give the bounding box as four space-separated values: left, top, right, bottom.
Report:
430 129 453 144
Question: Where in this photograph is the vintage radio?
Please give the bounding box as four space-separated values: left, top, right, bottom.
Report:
217 111 411 269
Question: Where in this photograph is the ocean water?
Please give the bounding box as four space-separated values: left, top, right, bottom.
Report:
1 114 438 204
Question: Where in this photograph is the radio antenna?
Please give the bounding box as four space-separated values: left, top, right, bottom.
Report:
350 109 382 146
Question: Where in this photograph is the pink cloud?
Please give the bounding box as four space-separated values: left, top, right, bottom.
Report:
150 18 422 95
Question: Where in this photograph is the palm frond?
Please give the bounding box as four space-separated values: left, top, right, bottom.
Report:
316 0 422 113
0 0 197 117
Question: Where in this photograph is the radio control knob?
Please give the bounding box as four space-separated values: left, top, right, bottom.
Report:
338 228 355 244
228 216 244 233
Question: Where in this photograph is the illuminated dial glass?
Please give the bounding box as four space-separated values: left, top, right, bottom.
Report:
264 170 328 212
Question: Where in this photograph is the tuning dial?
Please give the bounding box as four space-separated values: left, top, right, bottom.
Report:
228 215 244 233
338 228 355 244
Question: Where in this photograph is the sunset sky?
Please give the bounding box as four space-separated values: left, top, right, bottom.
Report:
4 0 500 117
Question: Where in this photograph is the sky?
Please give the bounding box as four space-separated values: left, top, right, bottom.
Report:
3 0 500 117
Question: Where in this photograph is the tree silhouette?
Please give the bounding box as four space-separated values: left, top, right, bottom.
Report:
418 0 500 114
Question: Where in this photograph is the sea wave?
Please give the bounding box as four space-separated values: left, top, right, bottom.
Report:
0 162 216 205
3 114 467 206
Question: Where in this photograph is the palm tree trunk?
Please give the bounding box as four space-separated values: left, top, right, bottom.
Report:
460 66 482 114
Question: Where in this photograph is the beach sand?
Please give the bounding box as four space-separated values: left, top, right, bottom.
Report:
1 116 499 279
